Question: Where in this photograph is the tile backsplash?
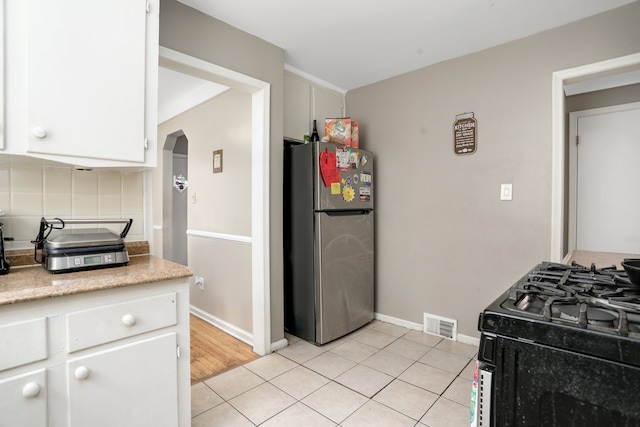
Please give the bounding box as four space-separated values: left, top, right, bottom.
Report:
0 157 145 250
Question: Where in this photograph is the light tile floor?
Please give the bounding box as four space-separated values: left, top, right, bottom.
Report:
191 320 478 426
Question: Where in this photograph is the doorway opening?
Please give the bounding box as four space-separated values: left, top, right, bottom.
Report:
163 130 189 266
550 53 640 262
159 47 272 356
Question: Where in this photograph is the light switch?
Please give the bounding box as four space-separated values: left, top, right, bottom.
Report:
500 184 513 201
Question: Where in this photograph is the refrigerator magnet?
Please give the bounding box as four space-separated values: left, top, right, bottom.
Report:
353 174 359 184
342 185 355 202
336 148 350 170
349 152 359 168
359 187 371 202
331 182 341 195
360 172 372 186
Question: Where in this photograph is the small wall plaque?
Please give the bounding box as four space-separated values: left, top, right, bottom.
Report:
453 112 477 155
213 149 223 173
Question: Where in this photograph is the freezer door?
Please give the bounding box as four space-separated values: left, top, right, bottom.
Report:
314 141 374 211
314 210 374 344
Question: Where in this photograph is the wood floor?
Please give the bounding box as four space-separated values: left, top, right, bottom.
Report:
190 314 259 384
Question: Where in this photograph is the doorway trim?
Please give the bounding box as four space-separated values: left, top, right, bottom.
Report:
158 46 272 356
550 52 640 262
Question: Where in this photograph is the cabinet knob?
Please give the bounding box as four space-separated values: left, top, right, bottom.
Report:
22 382 41 398
32 126 48 139
122 313 137 327
74 366 90 380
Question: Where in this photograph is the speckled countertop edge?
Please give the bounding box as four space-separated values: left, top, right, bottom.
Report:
0 242 192 306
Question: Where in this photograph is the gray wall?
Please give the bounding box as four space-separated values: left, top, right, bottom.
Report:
155 90 254 333
345 2 640 337
159 0 285 342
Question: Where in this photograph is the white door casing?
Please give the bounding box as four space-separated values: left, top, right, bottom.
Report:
551 53 640 261
158 47 271 356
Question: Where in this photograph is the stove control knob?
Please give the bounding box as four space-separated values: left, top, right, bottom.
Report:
32 126 48 139
74 366 90 380
122 313 137 327
22 382 41 398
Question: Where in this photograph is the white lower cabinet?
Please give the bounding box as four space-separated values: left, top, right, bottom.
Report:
0 279 190 427
0 369 47 427
67 333 178 427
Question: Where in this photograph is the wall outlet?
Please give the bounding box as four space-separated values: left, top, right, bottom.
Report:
194 276 204 291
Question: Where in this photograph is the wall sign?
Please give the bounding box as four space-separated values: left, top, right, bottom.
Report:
453 112 477 155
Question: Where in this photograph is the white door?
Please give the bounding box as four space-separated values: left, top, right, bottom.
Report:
570 103 640 254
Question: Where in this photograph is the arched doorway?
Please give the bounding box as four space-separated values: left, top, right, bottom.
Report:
163 130 189 266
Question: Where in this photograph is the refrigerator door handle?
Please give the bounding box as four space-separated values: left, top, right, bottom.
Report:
322 210 372 216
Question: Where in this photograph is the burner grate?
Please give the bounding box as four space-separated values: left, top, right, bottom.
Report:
503 261 640 337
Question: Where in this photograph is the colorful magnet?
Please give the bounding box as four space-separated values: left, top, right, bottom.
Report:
361 155 368 166
336 147 350 170
346 177 352 185
353 174 359 184
342 185 355 202
360 172 372 186
360 187 371 196
349 151 359 168
331 182 341 195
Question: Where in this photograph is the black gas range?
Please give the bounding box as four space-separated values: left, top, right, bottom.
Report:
472 261 640 427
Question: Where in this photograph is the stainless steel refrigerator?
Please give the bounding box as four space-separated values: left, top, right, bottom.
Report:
284 140 374 345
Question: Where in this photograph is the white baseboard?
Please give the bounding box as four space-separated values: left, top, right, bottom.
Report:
457 334 480 347
189 305 290 353
374 312 423 331
190 305 253 346
190 306 481 352
374 312 480 347
270 338 289 352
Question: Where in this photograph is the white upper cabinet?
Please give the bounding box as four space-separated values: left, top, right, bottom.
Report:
284 71 345 141
0 0 4 150
3 0 159 168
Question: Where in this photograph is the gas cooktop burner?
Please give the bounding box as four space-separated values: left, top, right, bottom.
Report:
503 261 640 337
557 304 616 327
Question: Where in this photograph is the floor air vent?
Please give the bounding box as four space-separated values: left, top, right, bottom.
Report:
423 313 457 340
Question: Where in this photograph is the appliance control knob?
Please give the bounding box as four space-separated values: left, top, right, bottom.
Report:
122 313 137 327
22 382 41 398
74 366 90 380
32 126 48 139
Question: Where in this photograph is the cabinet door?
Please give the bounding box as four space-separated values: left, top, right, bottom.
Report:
284 72 312 140
26 0 150 163
0 369 47 427
67 333 178 427
0 0 4 150
313 86 344 140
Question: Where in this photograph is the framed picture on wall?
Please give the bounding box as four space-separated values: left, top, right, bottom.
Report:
213 149 223 173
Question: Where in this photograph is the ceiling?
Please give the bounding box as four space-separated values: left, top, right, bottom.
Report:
158 0 637 122
177 0 636 92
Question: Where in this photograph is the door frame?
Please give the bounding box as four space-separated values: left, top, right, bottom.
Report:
567 102 640 254
158 47 272 356
550 53 640 261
